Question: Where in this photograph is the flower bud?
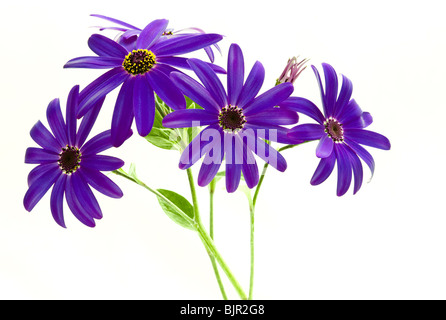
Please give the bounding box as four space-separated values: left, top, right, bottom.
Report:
276 56 309 85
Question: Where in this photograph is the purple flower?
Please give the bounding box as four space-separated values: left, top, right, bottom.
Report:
162 43 298 193
64 18 224 147
91 14 222 63
282 63 391 196
276 56 309 85
24 86 131 228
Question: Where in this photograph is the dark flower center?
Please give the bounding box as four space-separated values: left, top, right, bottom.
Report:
122 49 156 75
324 117 344 143
58 146 81 174
218 105 246 132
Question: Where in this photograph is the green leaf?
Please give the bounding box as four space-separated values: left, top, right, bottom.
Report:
145 127 182 151
156 189 196 230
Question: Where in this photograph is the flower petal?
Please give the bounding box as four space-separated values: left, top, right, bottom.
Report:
337 99 362 125
315 134 334 158
311 65 328 117
246 108 298 126
344 111 373 129
133 75 155 137
146 68 186 110
322 63 338 117
197 149 223 187
162 109 218 128
288 124 325 141
66 85 79 146
72 171 102 219
227 43 244 106
25 147 59 164
346 129 391 150
345 145 363 194
310 151 336 185
187 58 227 108
243 83 294 116
335 144 352 196
333 74 353 118
50 174 67 228
179 125 219 170
81 130 132 156
76 97 105 147
80 167 123 198
241 141 259 189
23 165 60 212
88 34 129 58
90 14 141 31
63 56 124 69
170 71 220 112
225 163 242 193
248 136 287 172
30 120 62 153
158 56 226 74
237 61 265 108
152 33 223 56
81 155 125 171
344 137 375 178
46 98 68 146
77 68 129 118
279 96 325 124
65 176 96 227
28 163 58 187
111 78 134 147
137 19 168 49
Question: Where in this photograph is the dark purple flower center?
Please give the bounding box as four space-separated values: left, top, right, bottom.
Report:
122 49 156 75
324 117 344 143
58 146 81 174
218 105 246 132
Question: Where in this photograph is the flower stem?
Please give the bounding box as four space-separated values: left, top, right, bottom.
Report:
186 169 247 300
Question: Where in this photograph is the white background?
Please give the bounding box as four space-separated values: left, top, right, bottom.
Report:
1 0 445 300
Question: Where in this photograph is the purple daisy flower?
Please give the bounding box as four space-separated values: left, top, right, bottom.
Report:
281 63 391 196
64 18 224 147
90 14 222 63
162 43 298 193
24 85 131 228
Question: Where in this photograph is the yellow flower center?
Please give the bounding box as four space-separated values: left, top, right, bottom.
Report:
122 49 156 75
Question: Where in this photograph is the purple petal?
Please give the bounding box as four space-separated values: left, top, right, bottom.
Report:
77 68 129 118
310 151 336 185
237 61 265 108
246 108 298 126
362 112 373 128
81 155 125 171
227 43 244 106
197 149 224 187
322 63 338 117
311 65 328 117
25 147 59 164
316 134 334 158
66 85 79 146
187 58 227 108
88 33 129 58
225 163 242 193
170 72 220 113
30 121 62 153
80 166 123 198
28 163 58 187
111 78 135 147
137 19 168 49
76 97 104 147
338 99 362 125
243 83 294 116
179 125 219 170
133 75 155 137
345 129 391 150
333 74 353 119
46 98 68 146
241 142 259 189
72 171 102 219
65 176 96 227
244 124 302 145
288 124 325 141
90 14 141 31
23 166 60 211
249 137 287 172
81 130 132 156
344 111 373 129
344 137 375 178
64 56 124 69
50 174 67 228
146 68 186 110
279 96 325 124
152 33 223 56
335 144 352 196
163 109 218 128
344 145 363 194
158 57 227 75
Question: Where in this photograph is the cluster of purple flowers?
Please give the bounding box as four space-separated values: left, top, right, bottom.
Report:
24 15 390 227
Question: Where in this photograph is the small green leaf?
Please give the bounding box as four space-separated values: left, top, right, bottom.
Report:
145 127 182 151
156 189 196 230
